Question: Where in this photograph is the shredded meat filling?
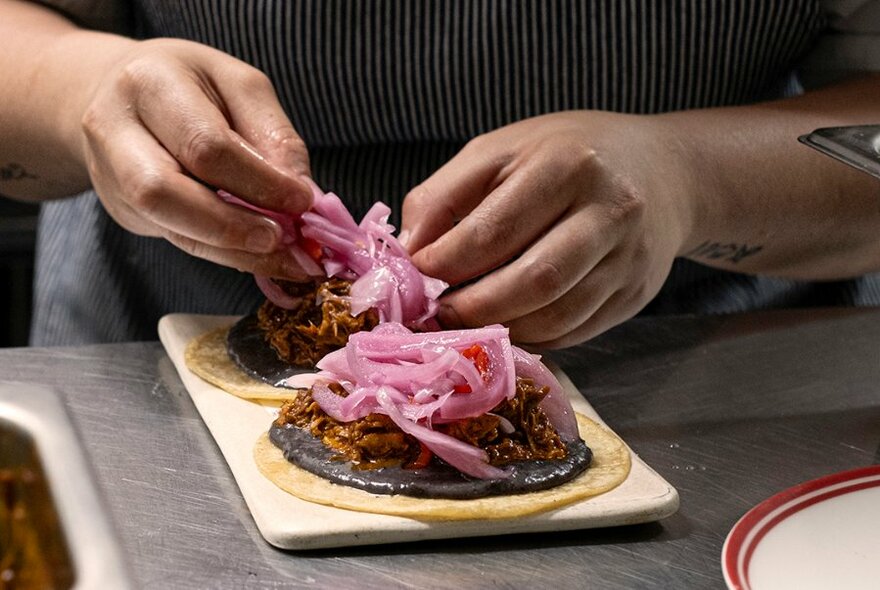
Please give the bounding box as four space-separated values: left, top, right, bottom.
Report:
274 378 568 471
276 383 420 469
446 378 568 464
257 278 379 368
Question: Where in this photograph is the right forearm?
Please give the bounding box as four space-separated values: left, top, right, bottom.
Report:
0 0 136 201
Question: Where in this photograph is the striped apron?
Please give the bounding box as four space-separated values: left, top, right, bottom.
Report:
34 0 876 345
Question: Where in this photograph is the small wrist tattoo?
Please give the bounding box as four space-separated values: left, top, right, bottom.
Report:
685 240 763 264
0 163 38 182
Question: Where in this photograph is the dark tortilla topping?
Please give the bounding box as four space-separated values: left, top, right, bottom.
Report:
269 378 592 499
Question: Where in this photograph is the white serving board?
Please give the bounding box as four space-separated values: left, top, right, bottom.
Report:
158 313 678 550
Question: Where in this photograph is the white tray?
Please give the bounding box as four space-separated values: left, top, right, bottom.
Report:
159 313 678 550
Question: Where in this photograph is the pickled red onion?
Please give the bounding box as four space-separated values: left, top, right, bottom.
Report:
219 185 447 329
217 190 323 278
511 347 579 441
376 386 508 479
291 322 578 479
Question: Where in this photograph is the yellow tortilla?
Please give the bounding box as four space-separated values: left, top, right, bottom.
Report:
185 326 299 400
254 413 631 521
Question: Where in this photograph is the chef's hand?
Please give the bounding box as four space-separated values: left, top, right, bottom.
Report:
80 38 312 278
401 111 697 347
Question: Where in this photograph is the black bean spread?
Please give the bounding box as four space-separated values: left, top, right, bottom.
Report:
268 380 592 499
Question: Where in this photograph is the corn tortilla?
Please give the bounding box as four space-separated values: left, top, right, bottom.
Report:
185 327 298 400
254 414 630 520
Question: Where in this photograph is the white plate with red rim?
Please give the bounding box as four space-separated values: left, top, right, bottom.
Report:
722 464 880 590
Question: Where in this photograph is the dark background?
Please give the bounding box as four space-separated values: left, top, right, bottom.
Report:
0 196 38 347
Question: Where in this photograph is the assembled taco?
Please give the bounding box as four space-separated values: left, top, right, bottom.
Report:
185 321 631 519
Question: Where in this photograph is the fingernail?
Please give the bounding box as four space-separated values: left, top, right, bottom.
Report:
298 175 324 203
398 229 411 249
282 258 311 281
245 223 279 253
280 182 311 213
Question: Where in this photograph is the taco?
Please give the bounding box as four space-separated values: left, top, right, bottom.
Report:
218 186 446 370
185 321 631 519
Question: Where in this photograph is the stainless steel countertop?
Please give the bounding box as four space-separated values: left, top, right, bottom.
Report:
3 308 879 589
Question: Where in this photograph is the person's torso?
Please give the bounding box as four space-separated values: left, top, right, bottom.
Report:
134 0 825 150
38 0 867 347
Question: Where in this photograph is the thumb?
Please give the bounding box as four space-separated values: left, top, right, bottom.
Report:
400 142 501 254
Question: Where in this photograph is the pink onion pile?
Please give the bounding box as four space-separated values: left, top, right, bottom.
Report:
291 322 579 479
219 184 447 330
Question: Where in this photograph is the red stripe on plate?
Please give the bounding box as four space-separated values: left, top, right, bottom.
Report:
722 465 880 590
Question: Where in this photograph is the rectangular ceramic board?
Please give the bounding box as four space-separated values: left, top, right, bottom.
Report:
159 313 679 550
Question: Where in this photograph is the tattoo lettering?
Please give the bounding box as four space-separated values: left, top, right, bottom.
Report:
0 163 38 182
685 241 763 264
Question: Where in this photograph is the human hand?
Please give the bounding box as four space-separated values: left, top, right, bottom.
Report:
401 111 697 347
78 38 312 278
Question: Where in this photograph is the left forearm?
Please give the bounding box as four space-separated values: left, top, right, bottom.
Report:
661 73 880 280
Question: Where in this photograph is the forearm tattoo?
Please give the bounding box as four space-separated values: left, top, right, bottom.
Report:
685 240 763 264
0 163 38 181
